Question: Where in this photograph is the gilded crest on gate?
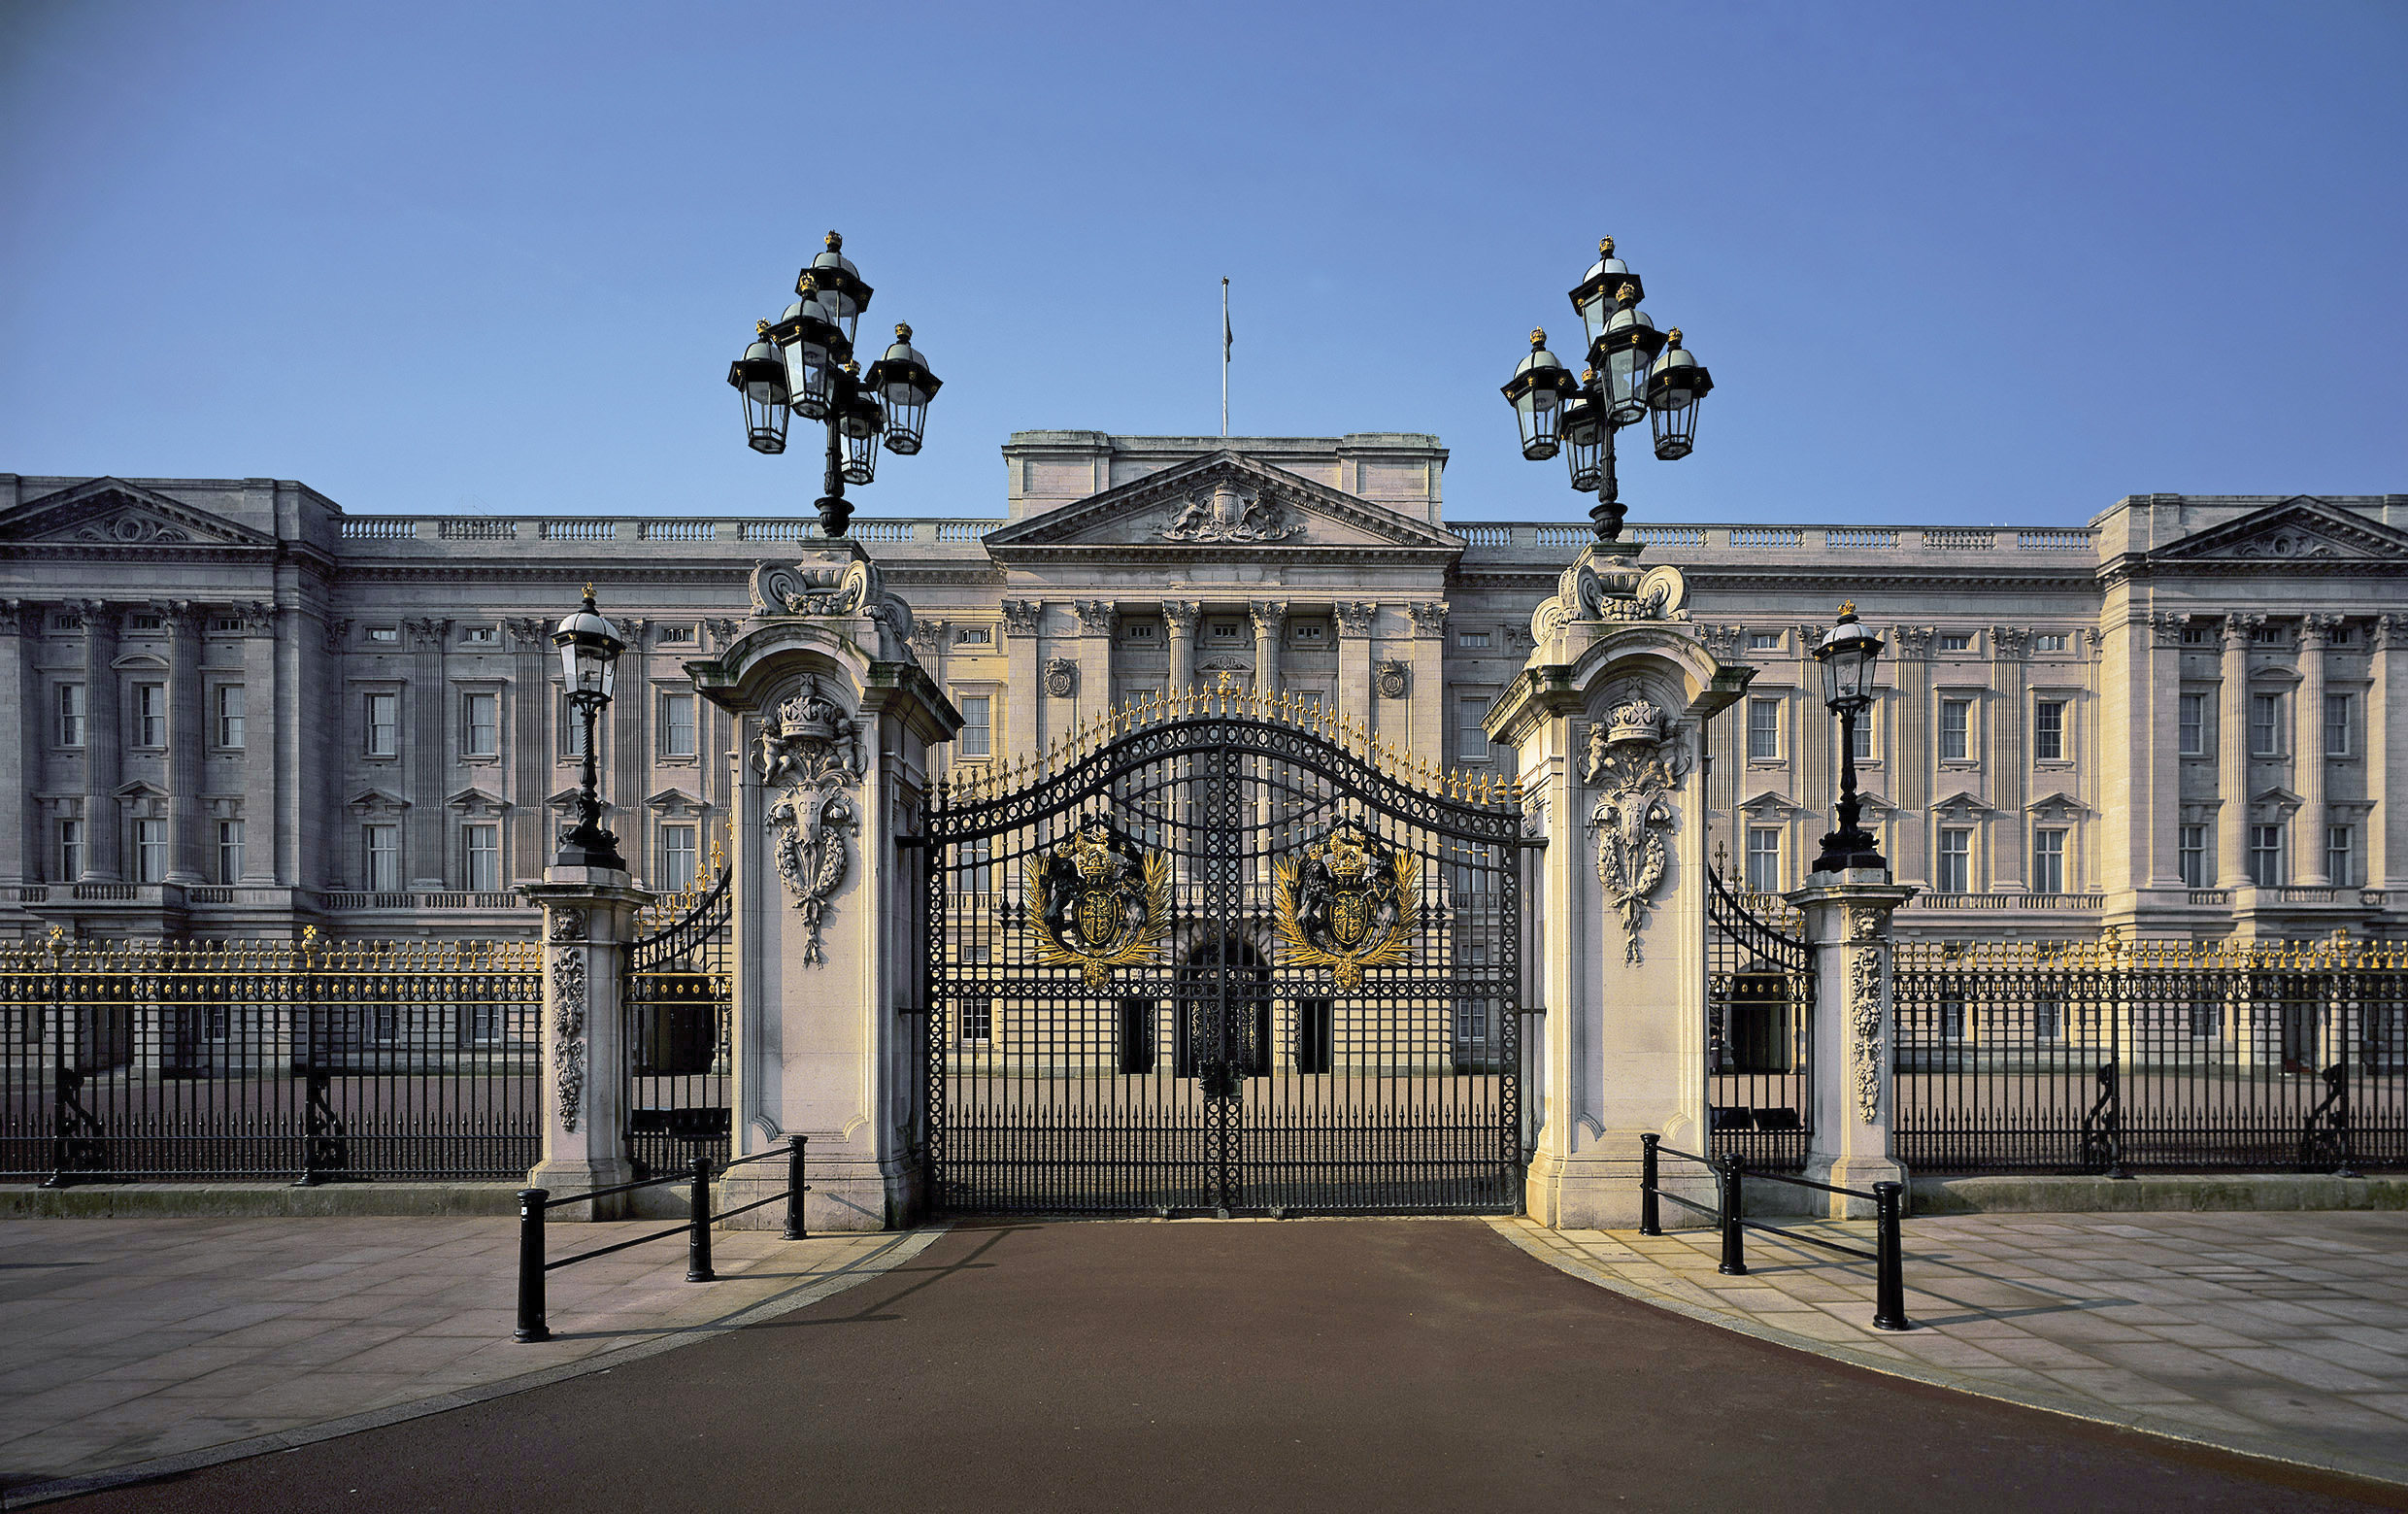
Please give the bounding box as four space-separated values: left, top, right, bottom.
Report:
1275 822 1421 990
1029 817 1170 989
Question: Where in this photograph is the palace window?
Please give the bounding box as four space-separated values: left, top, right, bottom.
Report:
2034 633 2067 653
366 692 399 757
1293 622 1329 645
1748 631 1780 651
57 819 84 881
959 997 992 1044
2326 692 2355 757
2033 994 2063 1042
659 692 696 757
2250 693 2285 757
2249 824 2285 888
1849 704 1874 761
557 691 585 757
2328 825 2356 889
56 684 85 748
660 824 698 892
127 613 163 631
1455 629 1490 650
460 625 498 646
1457 696 1489 762
2178 692 2205 756
2182 624 2211 646
463 691 500 757
1210 621 1243 641
1122 621 1158 644
464 824 500 892
364 824 401 892
1939 699 1972 761
956 694 991 758
657 624 696 646
2033 699 2067 761
133 819 167 885
217 685 246 749
1746 827 1782 892
1940 632 1971 652
2032 827 2067 894
1747 698 1780 760
367 626 399 644
955 626 990 646
1937 828 1972 892
217 820 245 885
134 684 167 748
2251 623 2289 646
2179 824 2207 888
211 616 244 634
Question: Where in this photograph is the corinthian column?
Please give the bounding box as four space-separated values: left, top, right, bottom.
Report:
2298 614 2339 885
2217 614 2259 890
1250 601 1285 697
1164 601 1199 698
163 602 207 885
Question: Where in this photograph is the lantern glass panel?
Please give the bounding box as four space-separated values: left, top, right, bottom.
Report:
742 387 787 454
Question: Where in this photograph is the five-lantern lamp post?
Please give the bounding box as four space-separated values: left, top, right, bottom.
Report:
551 585 628 872
1501 237 1714 546
727 231 943 539
1811 602 1889 875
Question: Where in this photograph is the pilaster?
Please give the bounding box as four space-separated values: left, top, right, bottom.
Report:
1003 598 1041 757
0 603 31 885
404 618 450 889
1990 626 2031 890
1073 599 1116 724
1335 600 1376 725
1250 600 1284 697
507 618 551 882
239 603 282 883
82 603 122 882
164 603 206 886
1407 601 1448 759
2377 616 2406 889
1164 601 1199 697
2143 613 2186 889
2298 614 2338 885
2218 615 2258 889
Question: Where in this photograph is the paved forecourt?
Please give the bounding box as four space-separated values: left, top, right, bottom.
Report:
26 1217 2406 1513
1498 1209 2408 1488
0 1216 934 1501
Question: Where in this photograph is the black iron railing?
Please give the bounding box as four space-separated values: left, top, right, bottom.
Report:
513 1135 810 1343
1706 870 1814 1170
1639 1132 1910 1331
624 867 734 1179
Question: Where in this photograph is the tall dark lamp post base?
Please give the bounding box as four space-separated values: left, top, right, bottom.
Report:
553 831 628 873
814 494 853 538
1811 834 1889 876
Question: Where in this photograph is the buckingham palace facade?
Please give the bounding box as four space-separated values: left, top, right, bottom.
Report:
1 430 2402 945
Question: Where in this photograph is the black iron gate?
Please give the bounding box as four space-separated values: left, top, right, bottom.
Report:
1707 866 1814 1169
920 691 1527 1217
623 867 733 1177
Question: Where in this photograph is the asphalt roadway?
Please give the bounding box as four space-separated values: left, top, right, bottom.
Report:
52 1219 2408 1513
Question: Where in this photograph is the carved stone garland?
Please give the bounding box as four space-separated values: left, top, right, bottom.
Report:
1585 691 1690 965
550 950 587 1134
1846 904 1885 1124
756 677 863 966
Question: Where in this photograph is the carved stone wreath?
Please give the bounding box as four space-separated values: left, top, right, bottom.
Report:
1585 691 1690 966
551 948 587 1132
1045 656 1077 698
1375 659 1409 699
756 678 864 966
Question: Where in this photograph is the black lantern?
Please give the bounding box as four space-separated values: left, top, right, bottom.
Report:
863 322 941 455
1501 329 1576 461
550 586 628 872
727 324 790 454
732 230 939 538
1559 380 1604 492
1810 602 1888 875
1646 329 1715 462
1504 237 1713 546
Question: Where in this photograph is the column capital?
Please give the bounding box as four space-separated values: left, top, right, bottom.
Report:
1248 599 1286 634
1334 600 1376 638
2375 614 2408 653
1889 624 1934 659
1990 625 2033 661
403 617 452 649
1072 599 1116 635
1001 599 1043 638
2224 611 2266 642
1162 600 1201 634
234 601 281 637
0 600 34 638
2300 612 2345 647
2150 611 2190 648
1406 601 1450 637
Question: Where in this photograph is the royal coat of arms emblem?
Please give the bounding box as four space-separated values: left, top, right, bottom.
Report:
1029 818 1170 988
1275 822 1421 990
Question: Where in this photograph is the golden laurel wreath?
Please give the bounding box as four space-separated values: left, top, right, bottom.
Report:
1027 837 1171 990
1274 838 1421 992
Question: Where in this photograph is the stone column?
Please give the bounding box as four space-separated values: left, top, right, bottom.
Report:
1073 600 1116 720
1890 627 1934 888
164 603 207 885
687 545 960 1230
507 618 552 882
1407 601 1448 760
1791 870 1917 1216
615 620 650 883
1250 600 1285 697
521 865 652 1217
309 614 350 892
239 603 282 883
1990 626 2031 890
1335 601 1376 723
1483 547 1749 1228
1164 601 1200 698
404 618 451 889
2217 614 2259 889
0 603 32 885
2376 616 2406 890
81 602 123 882
2298 614 2338 885
2144 614 2186 889
1003 598 1042 757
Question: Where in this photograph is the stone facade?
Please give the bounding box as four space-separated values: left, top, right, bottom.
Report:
2 438 2402 943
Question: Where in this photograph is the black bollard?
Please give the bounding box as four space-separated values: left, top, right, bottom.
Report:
1639 1132 1661 1236
784 1135 811 1241
1717 1156 1748 1276
1871 1180 1910 1330
514 1189 550 1342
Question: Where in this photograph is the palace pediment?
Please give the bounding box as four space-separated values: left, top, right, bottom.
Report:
2149 497 2408 567
0 478 276 552
982 452 1463 562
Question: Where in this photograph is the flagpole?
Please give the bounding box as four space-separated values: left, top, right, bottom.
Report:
1221 277 1230 436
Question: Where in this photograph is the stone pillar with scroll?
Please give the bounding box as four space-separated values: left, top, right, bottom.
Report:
685 545 959 1230
522 864 652 1219
1485 542 1752 1228
1789 870 1916 1217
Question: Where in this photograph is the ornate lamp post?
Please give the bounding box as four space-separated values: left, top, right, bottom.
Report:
727 231 943 539
1811 602 1888 874
1501 237 1714 545
551 586 627 871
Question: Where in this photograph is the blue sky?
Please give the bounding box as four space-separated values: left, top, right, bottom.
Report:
1 1 2400 527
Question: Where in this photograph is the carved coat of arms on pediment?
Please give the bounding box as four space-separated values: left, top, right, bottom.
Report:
1156 480 1303 544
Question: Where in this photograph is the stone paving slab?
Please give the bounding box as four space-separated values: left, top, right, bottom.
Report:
0 1216 937 1500
1493 1210 2408 1487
